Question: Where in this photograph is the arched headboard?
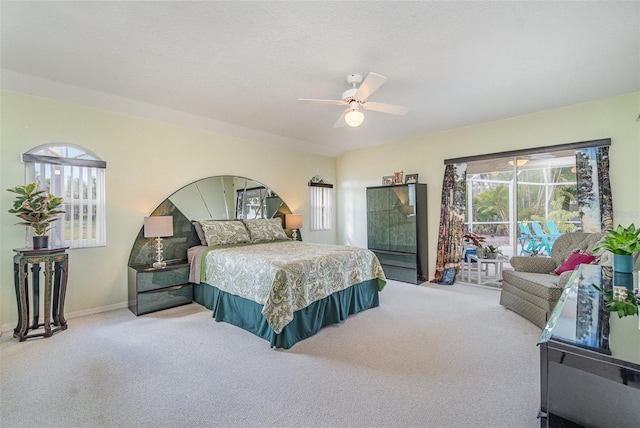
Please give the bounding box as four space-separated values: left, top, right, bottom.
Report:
128 175 293 267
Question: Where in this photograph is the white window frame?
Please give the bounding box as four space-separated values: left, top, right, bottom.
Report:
309 176 332 231
22 143 107 249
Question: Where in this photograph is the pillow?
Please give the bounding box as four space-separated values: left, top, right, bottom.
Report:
244 218 288 242
193 221 208 246
199 220 250 246
554 252 596 275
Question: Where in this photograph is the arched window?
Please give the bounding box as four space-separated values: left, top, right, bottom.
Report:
22 143 107 248
308 175 333 231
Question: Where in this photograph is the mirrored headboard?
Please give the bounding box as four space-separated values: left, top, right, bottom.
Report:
128 175 293 267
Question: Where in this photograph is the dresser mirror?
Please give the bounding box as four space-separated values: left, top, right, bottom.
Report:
128 175 292 267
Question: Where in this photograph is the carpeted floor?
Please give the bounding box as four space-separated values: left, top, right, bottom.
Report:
0 280 541 428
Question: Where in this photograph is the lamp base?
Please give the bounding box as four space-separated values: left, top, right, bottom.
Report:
292 229 298 241
152 237 167 269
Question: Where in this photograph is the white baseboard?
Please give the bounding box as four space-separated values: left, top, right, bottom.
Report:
1 301 128 334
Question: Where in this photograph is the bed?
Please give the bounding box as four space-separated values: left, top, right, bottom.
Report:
188 218 386 349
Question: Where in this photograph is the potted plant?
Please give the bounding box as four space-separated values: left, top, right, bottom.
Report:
463 232 487 258
7 182 65 249
593 224 640 276
485 245 502 259
463 232 486 247
593 284 639 318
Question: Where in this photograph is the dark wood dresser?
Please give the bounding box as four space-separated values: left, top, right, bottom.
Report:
537 264 640 427
366 183 428 284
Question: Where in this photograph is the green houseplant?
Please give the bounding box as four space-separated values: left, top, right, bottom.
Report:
593 224 640 274
593 284 639 318
464 232 487 258
7 182 65 249
484 245 502 259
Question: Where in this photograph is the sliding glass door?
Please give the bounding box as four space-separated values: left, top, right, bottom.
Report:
466 150 578 258
466 156 514 255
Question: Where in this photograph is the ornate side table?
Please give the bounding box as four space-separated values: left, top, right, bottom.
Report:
13 247 69 341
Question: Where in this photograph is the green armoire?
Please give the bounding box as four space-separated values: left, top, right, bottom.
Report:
366 183 428 284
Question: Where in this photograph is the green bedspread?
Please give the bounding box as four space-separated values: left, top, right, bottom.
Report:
200 241 386 333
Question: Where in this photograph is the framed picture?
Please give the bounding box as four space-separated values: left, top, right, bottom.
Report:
382 175 394 185
393 171 404 185
405 173 418 184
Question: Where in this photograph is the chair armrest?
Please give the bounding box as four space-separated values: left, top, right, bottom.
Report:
558 270 576 288
509 256 557 273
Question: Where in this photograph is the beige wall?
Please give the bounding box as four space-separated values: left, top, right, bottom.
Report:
2 90 638 328
0 91 337 327
336 92 640 279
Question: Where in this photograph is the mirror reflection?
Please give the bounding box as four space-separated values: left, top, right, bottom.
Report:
128 175 291 267
167 176 284 221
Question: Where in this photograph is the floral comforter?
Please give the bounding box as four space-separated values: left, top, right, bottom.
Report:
199 241 386 333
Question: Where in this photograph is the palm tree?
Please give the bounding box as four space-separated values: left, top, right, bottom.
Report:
473 184 510 235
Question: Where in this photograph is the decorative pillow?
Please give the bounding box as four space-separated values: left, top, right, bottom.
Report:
554 252 596 275
193 221 208 246
244 218 288 242
199 220 250 246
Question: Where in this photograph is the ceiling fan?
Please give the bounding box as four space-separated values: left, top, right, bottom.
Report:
298 72 410 128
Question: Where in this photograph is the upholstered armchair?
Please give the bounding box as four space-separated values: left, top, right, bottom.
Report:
500 232 604 328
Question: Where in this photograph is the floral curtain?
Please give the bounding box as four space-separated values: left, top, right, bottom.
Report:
431 163 468 285
575 146 613 232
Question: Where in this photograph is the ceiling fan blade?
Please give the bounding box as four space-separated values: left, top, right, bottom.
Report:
355 72 387 101
362 101 410 116
297 98 346 106
332 109 348 128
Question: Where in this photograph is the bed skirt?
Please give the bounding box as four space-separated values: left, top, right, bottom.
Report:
193 279 380 349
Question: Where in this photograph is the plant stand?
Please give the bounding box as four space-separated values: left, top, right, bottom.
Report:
13 247 69 341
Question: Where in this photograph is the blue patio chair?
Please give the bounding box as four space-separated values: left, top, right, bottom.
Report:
531 221 554 255
546 220 563 240
518 222 542 255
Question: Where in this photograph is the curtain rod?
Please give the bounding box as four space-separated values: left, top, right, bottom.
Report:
444 138 611 165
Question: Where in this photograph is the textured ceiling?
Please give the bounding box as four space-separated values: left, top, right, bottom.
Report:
2 1 639 157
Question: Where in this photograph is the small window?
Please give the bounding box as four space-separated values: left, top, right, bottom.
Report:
22 143 107 248
308 175 332 231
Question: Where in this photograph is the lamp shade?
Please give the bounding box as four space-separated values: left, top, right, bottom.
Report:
144 216 173 238
344 110 364 127
285 214 303 230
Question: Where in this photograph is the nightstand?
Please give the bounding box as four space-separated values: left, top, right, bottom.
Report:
128 262 192 315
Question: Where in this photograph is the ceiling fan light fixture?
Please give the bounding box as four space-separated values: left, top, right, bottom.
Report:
345 109 364 127
508 159 529 167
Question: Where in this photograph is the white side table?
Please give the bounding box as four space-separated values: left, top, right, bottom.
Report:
466 254 508 285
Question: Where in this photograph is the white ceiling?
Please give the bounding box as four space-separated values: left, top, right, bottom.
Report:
2 1 639 157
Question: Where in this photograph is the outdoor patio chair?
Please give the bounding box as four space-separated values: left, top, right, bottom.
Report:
546 220 563 240
518 222 543 255
531 221 554 255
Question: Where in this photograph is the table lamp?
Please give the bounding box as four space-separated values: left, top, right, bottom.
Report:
285 214 303 241
143 216 173 268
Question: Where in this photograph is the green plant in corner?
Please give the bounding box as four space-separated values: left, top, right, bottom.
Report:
592 224 640 255
7 182 65 236
593 285 639 318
